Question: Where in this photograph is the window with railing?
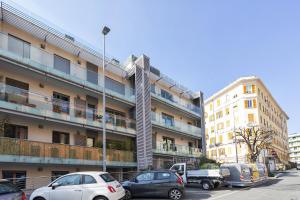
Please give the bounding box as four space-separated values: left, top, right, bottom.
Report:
5 78 29 105
8 34 30 59
53 92 70 114
162 113 174 127
86 62 98 84
54 54 70 74
105 77 125 95
161 89 173 102
52 131 70 145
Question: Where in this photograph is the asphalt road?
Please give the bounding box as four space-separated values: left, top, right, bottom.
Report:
134 169 300 200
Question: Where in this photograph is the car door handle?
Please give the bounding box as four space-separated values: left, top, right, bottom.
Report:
73 189 82 192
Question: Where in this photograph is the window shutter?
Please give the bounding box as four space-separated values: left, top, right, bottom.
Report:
244 100 248 108
252 85 256 93
243 85 247 93
253 99 257 108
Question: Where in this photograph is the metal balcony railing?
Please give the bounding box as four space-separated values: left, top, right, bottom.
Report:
0 32 135 103
153 142 201 157
0 137 136 163
151 112 202 138
0 83 136 135
151 90 201 115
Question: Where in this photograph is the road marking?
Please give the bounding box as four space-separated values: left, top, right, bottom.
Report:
208 191 240 200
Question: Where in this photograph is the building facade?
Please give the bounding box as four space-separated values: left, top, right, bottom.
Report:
204 76 289 168
0 2 204 189
289 133 300 163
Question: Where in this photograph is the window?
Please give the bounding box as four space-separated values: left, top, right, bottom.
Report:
4 124 28 139
105 77 125 95
218 135 223 144
244 84 256 94
227 132 233 140
226 120 230 127
2 171 26 189
161 89 173 102
151 84 156 93
217 123 224 130
216 111 223 119
100 173 116 182
106 108 126 127
51 171 69 181
210 103 213 111
209 137 215 145
218 148 225 156
156 172 171 180
162 113 174 127
5 78 29 105
53 92 70 114
210 126 215 133
53 174 81 186
52 131 70 144
209 115 215 122
0 181 20 195
136 172 154 182
54 54 70 74
248 114 254 122
226 107 230 115
83 175 97 184
8 34 30 58
86 62 98 84
244 99 256 109
217 99 221 106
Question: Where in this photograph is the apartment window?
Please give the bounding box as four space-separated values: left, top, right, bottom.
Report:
211 126 215 133
226 120 230 127
162 137 175 151
218 135 223 144
3 124 28 139
244 99 257 109
161 89 173 102
217 99 221 106
162 113 174 127
8 34 30 58
86 62 98 84
217 123 224 130
209 137 216 145
105 77 125 95
225 107 230 115
216 111 223 119
227 132 233 140
244 84 256 94
2 171 26 189
209 115 215 122
52 131 70 144
210 103 213 111
54 54 70 74
53 92 70 114
248 114 254 122
218 148 225 156
106 108 126 127
151 84 156 93
74 97 86 118
5 78 29 105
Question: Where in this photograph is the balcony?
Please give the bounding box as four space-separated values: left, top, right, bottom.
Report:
0 137 136 167
153 142 201 158
151 90 201 117
151 112 202 138
0 32 135 103
0 83 136 135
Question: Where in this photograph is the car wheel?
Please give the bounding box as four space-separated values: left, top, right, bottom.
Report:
125 189 132 200
202 181 212 190
169 188 182 200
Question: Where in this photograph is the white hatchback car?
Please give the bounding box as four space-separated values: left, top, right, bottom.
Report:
30 172 125 200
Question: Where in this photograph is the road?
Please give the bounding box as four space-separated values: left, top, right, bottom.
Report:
134 169 300 200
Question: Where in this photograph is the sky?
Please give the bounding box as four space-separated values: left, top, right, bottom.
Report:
9 0 300 134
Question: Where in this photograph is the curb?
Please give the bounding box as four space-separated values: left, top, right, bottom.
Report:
274 173 283 178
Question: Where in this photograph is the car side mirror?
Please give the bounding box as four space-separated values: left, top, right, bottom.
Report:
51 182 60 190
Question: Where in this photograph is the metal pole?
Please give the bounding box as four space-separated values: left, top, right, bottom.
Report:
233 106 238 163
102 34 106 172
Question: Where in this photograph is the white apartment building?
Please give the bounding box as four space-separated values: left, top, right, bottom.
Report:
289 133 300 163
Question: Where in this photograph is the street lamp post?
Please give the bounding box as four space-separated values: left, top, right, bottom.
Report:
233 105 239 163
102 26 110 172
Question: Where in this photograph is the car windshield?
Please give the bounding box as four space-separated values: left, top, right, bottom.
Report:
0 181 20 195
100 173 116 183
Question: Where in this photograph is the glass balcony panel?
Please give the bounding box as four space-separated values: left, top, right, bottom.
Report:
154 142 201 157
0 32 135 102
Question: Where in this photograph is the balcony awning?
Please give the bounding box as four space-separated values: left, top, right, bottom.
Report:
0 0 128 78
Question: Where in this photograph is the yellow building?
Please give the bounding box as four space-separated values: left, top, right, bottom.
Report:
0 2 204 188
204 76 289 168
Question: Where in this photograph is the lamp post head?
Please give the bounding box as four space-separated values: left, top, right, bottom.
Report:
102 26 110 36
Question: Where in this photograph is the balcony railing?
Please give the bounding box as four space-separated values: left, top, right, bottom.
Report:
151 112 202 138
0 83 136 135
151 90 201 116
0 32 135 103
153 142 201 157
0 137 136 165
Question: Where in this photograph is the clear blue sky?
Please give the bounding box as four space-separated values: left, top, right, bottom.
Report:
11 0 300 134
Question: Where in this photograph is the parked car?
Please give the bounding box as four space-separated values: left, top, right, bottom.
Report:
0 179 26 200
297 163 300 170
30 172 124 200
122 170 184 200
220 163 253 187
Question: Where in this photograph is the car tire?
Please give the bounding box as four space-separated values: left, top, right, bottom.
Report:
168 188 183 200
202 181 212 190
125 189 132 200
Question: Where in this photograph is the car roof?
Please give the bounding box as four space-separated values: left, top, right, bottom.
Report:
139 170 174 173
65 171 108 176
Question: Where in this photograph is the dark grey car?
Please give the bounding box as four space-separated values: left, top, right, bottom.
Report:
0 179 26 200
122 170 184 200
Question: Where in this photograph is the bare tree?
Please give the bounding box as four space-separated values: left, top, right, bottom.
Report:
235 126 276 163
